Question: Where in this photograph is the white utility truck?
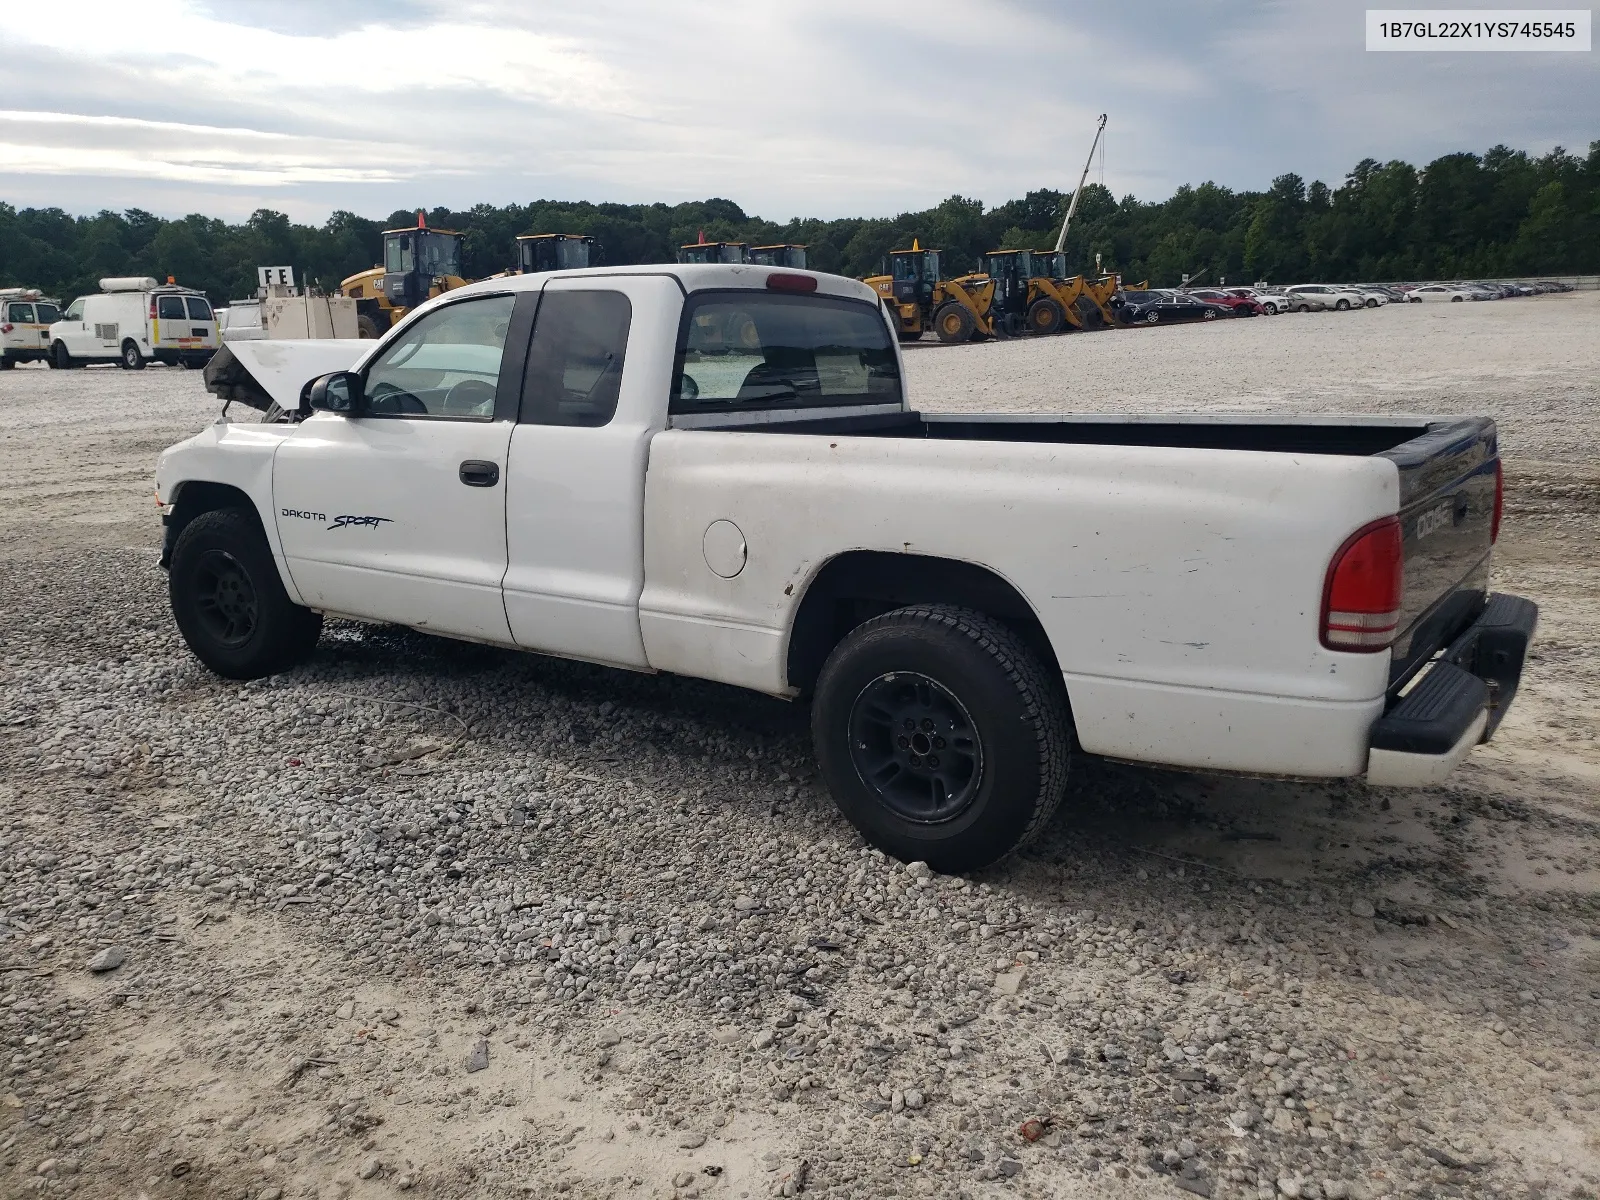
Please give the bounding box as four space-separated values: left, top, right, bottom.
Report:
154 265 1536 871
0 288 60 367
49 277 218 370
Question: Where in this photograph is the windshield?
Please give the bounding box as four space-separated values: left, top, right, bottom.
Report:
717 245 748 264
891 254 921 281
671 292 901 415
417 232 460 278
35 303 59 323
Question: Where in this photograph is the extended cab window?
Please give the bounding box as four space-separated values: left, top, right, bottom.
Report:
519 290 631 427
157 296 186 319
671 292 901 414
363 293 515 419
185 297 214 321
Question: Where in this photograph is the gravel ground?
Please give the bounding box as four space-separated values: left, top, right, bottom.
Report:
2 294 1598 1200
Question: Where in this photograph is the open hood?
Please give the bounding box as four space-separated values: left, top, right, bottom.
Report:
203 339 369 413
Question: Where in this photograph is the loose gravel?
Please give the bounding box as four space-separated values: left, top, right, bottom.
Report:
2 294 1599 1200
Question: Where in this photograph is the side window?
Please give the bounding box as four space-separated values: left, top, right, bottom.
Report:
65 299 85 321
157 295 186 319
519 290 631 428
363 294 516 419
7 303 32 323
185 297 214 321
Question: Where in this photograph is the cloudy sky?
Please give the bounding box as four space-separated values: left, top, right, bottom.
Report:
1 0 1593 223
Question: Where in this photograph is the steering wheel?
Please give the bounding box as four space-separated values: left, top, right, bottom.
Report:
443 378 497 416
368 381 427 415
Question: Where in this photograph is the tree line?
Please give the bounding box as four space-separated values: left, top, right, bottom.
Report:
1 140 1594 305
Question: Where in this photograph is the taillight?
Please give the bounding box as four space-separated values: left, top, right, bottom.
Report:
149 298 158 319
0 323 11 334
1321 516 1404 652
1491 460 1503 543
766 273 817 293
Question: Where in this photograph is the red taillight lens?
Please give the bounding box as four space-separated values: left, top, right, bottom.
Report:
0 323 11 334
766 272 817 293
1491 460 1503 543
149 299 158 319
1322 516 1404 652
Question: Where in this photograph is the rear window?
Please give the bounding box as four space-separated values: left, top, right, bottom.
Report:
6 303 32 323
157 296 186 319
670 291 900 415
185 297 214 321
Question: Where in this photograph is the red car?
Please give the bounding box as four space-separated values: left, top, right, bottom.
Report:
1185 288 1264 316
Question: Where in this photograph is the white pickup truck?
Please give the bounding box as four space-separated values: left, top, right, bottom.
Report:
157 264 1536 871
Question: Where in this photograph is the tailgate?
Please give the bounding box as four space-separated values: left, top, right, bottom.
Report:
1380 418 1497 689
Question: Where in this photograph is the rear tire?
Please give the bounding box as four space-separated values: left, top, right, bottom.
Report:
811 605 1071 874
1026 299 1064 335
0 357 14 370
933 303 975 344
120 340 145 370
169 508 322 680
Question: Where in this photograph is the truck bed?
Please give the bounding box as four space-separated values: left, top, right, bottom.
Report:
677 408 1499 694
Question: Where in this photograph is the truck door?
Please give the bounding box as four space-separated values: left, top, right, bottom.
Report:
502 275 675 668
271 290 532 644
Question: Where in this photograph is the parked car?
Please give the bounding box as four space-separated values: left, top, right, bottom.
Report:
154 262 1535 872
1283 285 1367 312
1110 289 1232 324
1229 287 1290 314
49 277 219 370
0 288 60 368
1408 285 1479 303
1187 289 1264 316
1348 287 1390 308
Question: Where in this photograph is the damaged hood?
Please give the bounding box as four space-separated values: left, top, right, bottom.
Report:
203 339 370 413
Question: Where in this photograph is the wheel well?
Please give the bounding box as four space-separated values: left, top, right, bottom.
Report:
161 481 261 567
785 551 1061 696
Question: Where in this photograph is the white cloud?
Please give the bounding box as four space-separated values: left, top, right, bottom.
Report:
0 0 1590 221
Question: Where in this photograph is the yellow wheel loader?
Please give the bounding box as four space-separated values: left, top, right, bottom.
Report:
678 240 750 264
749 244 807 268
1022 251 1122 331
863 242 995 344
339 212 471 338
516 233 595 273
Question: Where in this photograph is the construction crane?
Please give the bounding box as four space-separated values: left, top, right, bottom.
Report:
1053 113 1107 254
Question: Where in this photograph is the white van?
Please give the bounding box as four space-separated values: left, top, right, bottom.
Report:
49 277 219 370
0 288 62 368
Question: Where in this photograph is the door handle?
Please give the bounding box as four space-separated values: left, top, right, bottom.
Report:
459 460 500 488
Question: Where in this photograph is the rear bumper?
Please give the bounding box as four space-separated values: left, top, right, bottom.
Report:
1365 593 1537 786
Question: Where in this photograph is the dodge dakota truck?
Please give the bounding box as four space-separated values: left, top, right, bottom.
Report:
158 264 1537 872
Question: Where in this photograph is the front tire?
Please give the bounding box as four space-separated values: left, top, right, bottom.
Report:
1202 308 1218 319
120 340 145 370
1026 298 1064 335
169 508 322 680
811 605 1071 874
0 357 14 370
933 303 975 344
897 329 923 343
1144 311 1160 324
356 314 381 339
1335 299 1350 311
52 341 77 369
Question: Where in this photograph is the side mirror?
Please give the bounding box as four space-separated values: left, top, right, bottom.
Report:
306 371 363 415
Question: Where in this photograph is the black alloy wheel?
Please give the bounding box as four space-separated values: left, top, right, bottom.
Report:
847 671 983 824
190 548 259 648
